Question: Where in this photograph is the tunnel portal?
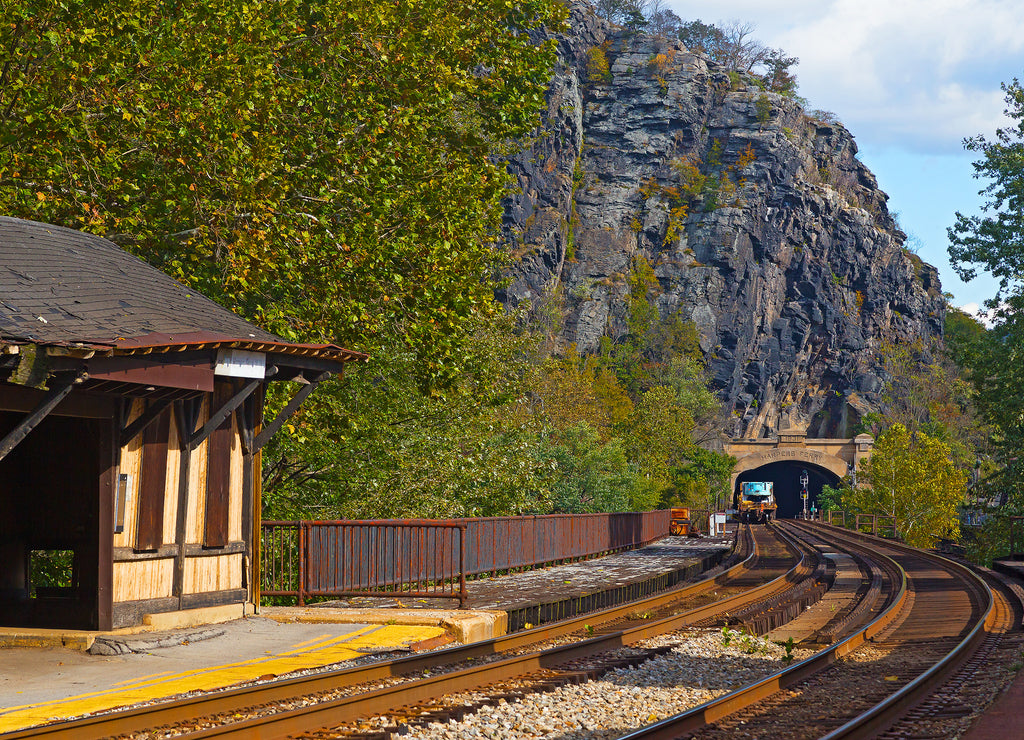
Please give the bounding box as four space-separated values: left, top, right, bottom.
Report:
734 462 841 519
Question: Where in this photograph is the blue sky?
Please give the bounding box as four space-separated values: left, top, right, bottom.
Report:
665 0 1024 312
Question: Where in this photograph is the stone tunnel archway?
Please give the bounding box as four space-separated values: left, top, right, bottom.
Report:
724 432 874 519
735 460 841 518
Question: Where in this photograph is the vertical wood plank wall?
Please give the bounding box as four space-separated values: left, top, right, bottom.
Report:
112 388 250 620
114 402 144 551
137 409 171 550
204 384 233 548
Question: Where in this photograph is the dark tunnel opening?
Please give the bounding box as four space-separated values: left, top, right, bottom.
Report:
735 461 841 518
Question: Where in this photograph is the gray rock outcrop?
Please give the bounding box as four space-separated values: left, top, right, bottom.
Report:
499 3 944 439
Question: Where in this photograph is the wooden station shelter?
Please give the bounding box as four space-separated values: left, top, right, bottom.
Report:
0 217 365 630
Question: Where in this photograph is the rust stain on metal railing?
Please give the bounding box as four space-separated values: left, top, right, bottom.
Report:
262 520 468 607
261 511 670 608
826 510 897 539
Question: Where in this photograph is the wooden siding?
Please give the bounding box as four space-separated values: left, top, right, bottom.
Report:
184 553 243 594
113 558 174 602
181 394 244 547
184 398 209 544
229 423 243 541
137 407 172 550
204 384 233 547
113 401 144 551
114 400 182 551
163 411 181 545
112 393 249 613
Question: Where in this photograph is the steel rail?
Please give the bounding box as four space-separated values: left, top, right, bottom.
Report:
809 521 995 740
618 519 993 740
0 527 754 740
2 525 817 740
157 524 815 739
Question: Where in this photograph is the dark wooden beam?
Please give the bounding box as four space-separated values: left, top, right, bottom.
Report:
236 391 258 456
0 381 112 418
0 372 85 462
187 378 262 451
86 355 216 392
171 398 201 609
252 372 331 452
264 353 350 376
119 398 173 447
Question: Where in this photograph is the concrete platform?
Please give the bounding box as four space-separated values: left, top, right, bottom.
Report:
0 602 258 651
0 533 734 733
336 532 736 631
0 616 448 733
261 605 506 644
992 557 1024 580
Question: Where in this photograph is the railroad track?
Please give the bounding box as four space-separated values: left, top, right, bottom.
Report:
618 519 998 740
5 524 830 740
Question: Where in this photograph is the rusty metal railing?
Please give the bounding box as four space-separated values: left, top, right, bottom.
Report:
261 510 671 608
826 510 897 538
262 520 467 607
1008 515 1024 559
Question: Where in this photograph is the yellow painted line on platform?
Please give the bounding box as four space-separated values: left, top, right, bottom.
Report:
0 623 447 733
288 633 335 649
112 670 175 687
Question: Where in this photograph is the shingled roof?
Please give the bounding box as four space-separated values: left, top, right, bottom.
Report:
0 217 364 362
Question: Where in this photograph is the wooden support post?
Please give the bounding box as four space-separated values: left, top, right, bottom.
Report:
0 372 84 462
188 377 262 451
236 388 264 608
252 372 331 452
171 398 201 610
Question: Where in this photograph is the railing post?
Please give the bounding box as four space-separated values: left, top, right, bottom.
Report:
298 521 307 607
458 524 467 608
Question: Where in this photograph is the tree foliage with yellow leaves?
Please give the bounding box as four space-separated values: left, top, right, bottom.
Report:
0 0 566 388
847 424 967 548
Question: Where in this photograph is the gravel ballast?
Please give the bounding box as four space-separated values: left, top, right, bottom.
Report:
371 629 811 740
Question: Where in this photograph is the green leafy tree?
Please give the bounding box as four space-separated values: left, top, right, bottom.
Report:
677 20 726 58
848 424 967 548
0 0 565 389
263 313 553 519
947 78 1024 505
619 384 695 506
677 19 798 94
950 300 1024 503
1 0 579 521
818 484 848 513
672 446 735 511
533 351 633 439
948 79 1024 302
544 423 639 513
760 49 799 94
861 337 983 469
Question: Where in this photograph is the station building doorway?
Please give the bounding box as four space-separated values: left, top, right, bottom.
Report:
0 395 114 630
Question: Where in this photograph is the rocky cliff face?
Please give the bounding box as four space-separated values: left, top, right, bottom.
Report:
499 3 945 440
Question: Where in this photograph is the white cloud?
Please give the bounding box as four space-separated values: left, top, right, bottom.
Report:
666 0 1024 153
957 302 1002 327
662 0 1024 305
